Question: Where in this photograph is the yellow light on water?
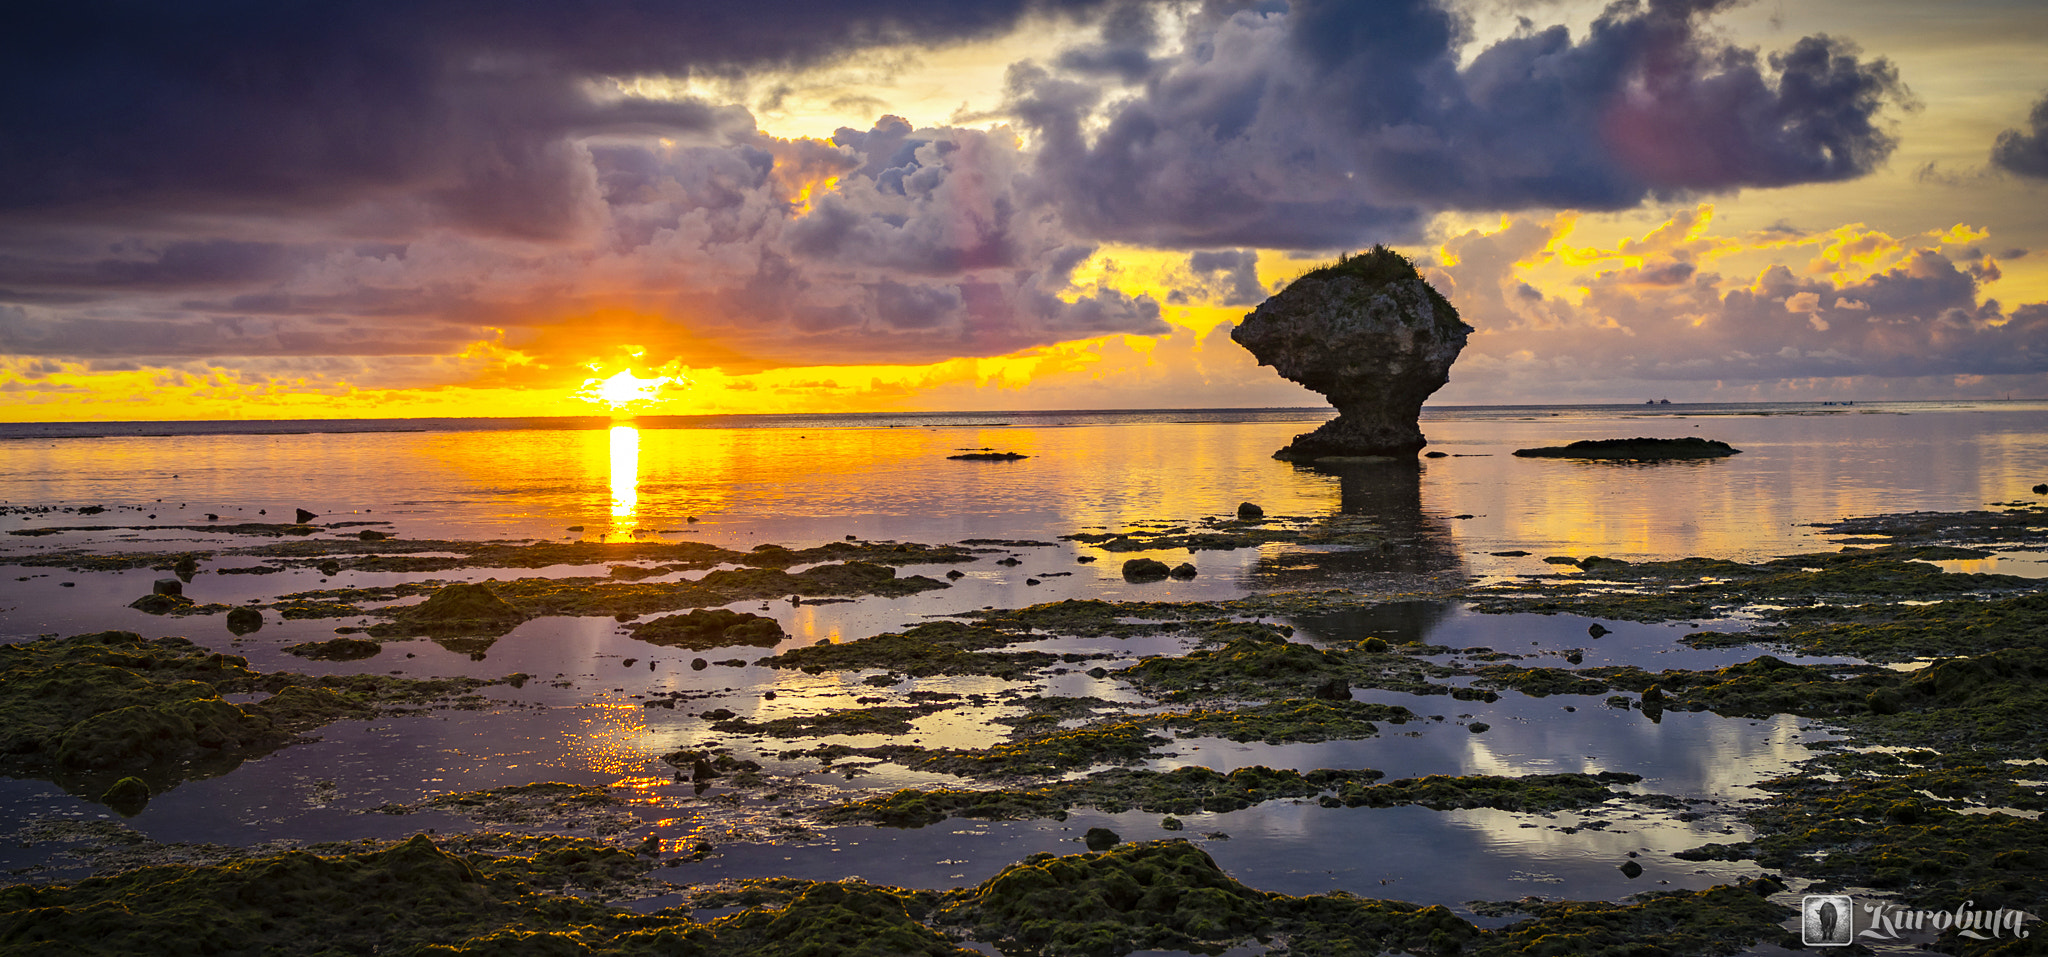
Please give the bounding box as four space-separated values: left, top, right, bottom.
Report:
610 425 639 521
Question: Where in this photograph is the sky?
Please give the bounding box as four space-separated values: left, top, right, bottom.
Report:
2 0 2045 421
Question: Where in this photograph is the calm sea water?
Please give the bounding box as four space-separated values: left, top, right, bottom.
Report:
1 400 2044 922
4 401 2045 568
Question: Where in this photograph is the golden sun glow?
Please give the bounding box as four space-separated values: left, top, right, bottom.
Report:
576 368 687 412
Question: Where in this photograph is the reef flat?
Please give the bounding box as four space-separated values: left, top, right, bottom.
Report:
3 499 2046 955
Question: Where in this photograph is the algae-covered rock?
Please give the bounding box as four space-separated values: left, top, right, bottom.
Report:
392 582 526 631
943 840 1273 955
224 606 263 635
0 630 483 803
284 637 382 661
712 881 971 957
100 775 150 816
1329 772 1641 812
1230 246 1471 459
628 608 786 650
0 833 718 956
1121 558 1171 582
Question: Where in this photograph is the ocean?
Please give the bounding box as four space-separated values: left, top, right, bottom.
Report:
2 400 2045 930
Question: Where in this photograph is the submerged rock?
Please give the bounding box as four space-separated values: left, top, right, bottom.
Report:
1231 246 1471 460
1236 502 1264 521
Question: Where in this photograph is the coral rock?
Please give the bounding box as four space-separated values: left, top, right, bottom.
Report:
1231 246 1470 459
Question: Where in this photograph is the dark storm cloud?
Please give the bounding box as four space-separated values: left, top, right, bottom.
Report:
1009 0 1911 248
1990 92 2048 179
0 0 1109 236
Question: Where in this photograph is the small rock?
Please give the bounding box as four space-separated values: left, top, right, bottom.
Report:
295 508 318 524
1121 558 1171 582
1588 624 1611 638
226 607 263 635
1160 816 1183 831
691 658 708 671
1236 502 1265 520
1025 578 1041 586
1490 550 1531 557
317 560 342 576
1619 860 1644 879
996 557 1021 566
152 578 183 597
1076 555 1097 563
358 530 389 541
945 569 966 579
1168 563 1197 580
1083 827 1121 851
1311 677 1351 701
1424 450 1448 458
1469 722 1490 733
101 776 151 816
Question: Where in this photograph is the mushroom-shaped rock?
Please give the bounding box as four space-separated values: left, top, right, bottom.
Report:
1231 246 1471 459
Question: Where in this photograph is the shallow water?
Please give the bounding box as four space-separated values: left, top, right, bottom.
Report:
2 401 2044 926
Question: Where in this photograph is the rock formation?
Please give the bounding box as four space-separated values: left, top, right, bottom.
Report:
1231 246 1471 460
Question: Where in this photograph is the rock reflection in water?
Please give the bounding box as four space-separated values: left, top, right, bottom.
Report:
1251 458 1465 591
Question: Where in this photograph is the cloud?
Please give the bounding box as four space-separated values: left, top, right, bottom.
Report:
1185 250 1266 305
1006 0 1911 249
0 0 1112 238
1428 212 2048 401
1991 92 2048 179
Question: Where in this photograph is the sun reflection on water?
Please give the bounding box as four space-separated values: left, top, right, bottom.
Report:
610 424 639 525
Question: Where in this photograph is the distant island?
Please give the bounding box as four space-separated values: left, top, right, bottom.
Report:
1512 437 1741 460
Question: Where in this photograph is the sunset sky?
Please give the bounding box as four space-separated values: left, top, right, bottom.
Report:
3 0 2045 420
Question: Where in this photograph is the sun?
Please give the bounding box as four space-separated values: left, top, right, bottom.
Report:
575 367 686 413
